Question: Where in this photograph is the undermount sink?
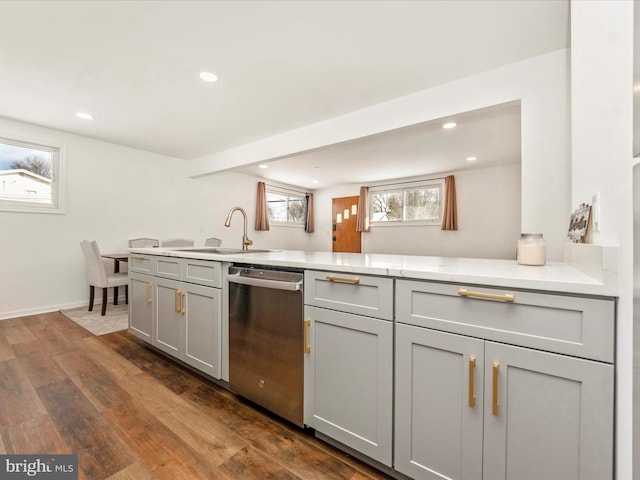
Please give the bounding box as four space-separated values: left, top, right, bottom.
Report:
172 247 275 255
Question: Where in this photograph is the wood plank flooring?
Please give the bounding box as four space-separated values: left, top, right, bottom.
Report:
0 312 393 480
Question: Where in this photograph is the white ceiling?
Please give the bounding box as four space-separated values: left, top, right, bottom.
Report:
0 0 569 187
233 101 522 189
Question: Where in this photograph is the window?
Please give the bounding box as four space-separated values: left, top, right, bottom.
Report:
0 136 64 214
266 186 307 226
370 179 444 225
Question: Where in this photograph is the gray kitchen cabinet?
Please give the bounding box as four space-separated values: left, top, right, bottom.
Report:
129 272 154 342
154 277 221 377
395 324 484 480
395 280 615 480
304 270 394 467
483 341 613 480
129 255 222 379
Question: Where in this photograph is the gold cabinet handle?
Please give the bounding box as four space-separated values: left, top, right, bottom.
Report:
132 254 145 260
326 275 360 284
174 290 181 313
468 356 476 408
458 289 515 303
146 283 152 304
492 362 500 416
304 320 311 354
179 291 186 314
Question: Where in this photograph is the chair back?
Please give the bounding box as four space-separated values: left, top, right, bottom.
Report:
80 240 108 288
128 237 159 248
161 238 195 247
204 237 222 247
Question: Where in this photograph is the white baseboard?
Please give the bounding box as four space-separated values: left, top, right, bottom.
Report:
0 293 129 321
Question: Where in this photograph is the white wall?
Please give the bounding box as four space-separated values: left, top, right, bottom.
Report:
570 2 634 478
190 49 570 261
0 124 315 321
188 171 314 251
309 165 521 259
0 117 192 318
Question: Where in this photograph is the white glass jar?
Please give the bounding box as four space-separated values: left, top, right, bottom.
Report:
517 233 546 266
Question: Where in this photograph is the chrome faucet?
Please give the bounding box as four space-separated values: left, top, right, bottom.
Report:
224 206 253 250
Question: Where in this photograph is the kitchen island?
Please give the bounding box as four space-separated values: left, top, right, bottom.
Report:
128 246 616 480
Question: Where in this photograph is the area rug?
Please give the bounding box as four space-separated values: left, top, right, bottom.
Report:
60 303 129 336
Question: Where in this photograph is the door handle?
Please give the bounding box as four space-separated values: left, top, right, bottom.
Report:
174 290 180 313
146 283 152 304
304 319 311 354
492 362 500 416
468 356 476 408
179 291 186 314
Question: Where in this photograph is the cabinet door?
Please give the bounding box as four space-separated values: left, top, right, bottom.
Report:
129 272 154 342
304 306 393 466
154 278 182 357
182 283 221 378
483 341 614 480
395 324 484 480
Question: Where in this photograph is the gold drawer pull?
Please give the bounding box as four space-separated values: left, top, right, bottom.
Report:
458 289 514 303
492 362 500 416
146 283 152 304
132 254 145 260
468 356 476 408
326 275 360 284
304 319 311 354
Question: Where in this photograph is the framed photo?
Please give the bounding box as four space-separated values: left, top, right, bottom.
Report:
568 203 591 243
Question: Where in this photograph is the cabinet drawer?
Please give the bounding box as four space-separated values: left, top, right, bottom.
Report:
396 280 614 363
129 253 155 274
154 256 182 280
182 258 221 288
304 270 393 320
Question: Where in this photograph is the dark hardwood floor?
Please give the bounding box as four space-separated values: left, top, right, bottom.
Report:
0 311 393 480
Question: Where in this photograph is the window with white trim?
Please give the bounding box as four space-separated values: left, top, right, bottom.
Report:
370 179 444 225
0 136 64 214
266 186 307 226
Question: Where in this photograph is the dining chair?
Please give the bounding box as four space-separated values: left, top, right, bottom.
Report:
204 237 222 247
80 240 129 316
128 237 159 248
161 238 195 247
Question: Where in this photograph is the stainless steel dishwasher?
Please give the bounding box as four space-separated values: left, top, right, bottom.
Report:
228 264 304 427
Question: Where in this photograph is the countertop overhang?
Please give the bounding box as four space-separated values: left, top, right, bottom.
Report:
128 247 617 297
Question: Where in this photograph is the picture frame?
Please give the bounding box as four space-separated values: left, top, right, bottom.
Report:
568 203 591 243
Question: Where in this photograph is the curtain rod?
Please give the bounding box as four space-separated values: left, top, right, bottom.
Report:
368 175 448 189
264 182 310 195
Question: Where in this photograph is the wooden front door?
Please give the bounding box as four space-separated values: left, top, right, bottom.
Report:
332 196 361 253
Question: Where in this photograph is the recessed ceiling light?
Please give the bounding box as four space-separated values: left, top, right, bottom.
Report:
466 156 478 162
442 122 456 129
312 180 319 184
259 164 268 169
76 112 94 120
199 72 218 82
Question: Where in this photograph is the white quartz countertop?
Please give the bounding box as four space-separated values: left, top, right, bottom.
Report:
128 247 616 297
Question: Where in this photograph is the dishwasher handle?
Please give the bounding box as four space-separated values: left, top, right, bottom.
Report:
228 271 303 291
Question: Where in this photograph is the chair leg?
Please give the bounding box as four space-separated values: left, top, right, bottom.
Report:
89 286 95 311
101 288 108 316
125 285 129 304
114 286 119 305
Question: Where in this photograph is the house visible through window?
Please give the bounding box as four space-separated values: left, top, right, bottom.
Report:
0 136 64 213
370 179 444 225
266 186 307 225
